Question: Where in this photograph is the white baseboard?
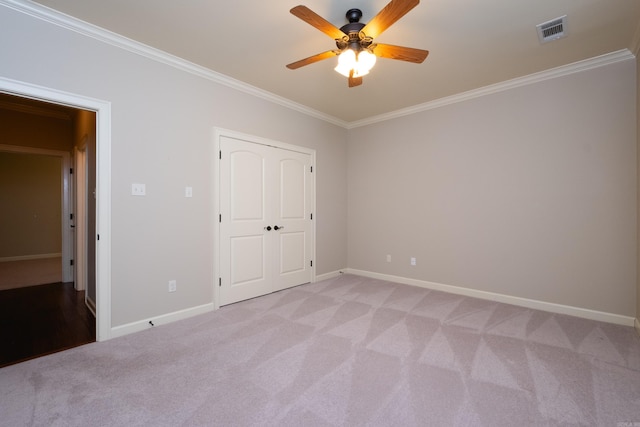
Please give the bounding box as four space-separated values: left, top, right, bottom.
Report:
345 268 636 327
110 302 214 339
635 318 640 337
86 297 96 317
315 270 345 282
0 253 62 262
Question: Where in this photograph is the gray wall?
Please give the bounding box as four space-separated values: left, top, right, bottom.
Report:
0 3 635 330
0 4 348 327
347 58 636 317
637 50 640 327
0 106 73 260
0 152 62 258
0 107 73 151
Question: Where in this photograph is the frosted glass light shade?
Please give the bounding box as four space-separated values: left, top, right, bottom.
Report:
358 50 376 72
335 49 356 77
334 49 376 78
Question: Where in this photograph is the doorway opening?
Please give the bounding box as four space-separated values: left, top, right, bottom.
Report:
0 77 112 363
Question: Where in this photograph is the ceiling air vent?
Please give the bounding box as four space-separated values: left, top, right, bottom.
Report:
536 15 567 44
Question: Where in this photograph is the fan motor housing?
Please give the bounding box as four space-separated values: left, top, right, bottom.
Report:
340 8 365 35
337 8 370 50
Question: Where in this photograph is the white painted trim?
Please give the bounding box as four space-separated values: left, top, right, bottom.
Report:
212 128 221 311
214 128 319 156
630 21 640 56
212 128 316 308
0 144 66 157
0 97 73 120
86 296 96 318
0 253 61 262
0 76 113 342
347 49 635 128
346 268 636 327
315 270 344 282
2 0 630 130
110 303 214 339
61 151 72 282
0 0 348 129
73 144 88 292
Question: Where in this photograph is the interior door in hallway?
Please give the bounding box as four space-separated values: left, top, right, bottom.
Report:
219 135 313 306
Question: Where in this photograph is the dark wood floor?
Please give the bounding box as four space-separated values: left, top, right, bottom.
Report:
0 282 96 368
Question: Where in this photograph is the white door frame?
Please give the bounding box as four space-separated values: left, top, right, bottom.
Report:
0 145 72 281
0 76 112 341
74 142 88 293
213 127 316 310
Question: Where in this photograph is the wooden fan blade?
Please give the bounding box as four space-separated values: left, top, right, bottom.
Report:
361 0 420 39
286 51 337 70
348 70 363 87
348 77 363 87
290 5 346 40
373 43 429 63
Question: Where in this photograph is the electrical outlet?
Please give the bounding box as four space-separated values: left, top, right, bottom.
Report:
185 186 193 198
410 257 416 266
131 183 146 196
168 280 177 292
386 254 392 262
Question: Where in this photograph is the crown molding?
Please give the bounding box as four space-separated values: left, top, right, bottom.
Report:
0 0 350 128
1 1 634 130
0 98 73 120
347 49 635 129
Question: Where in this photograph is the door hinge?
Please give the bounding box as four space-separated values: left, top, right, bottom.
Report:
310 213 313 220
219 214 222 223
70 259 74 266
310 166 313 173
70 168 73 174
97 234 100 240
70 213 74 220
310 260 313 267
219 150 222 160
219 278 222 287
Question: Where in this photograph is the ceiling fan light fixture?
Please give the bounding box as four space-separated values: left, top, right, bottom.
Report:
288 1 428 87
358 50 377 71
334 48 376 78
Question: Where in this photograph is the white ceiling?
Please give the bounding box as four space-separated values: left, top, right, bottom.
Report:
29 0 640 123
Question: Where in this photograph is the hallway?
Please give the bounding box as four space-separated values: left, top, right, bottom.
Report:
0 282 95 367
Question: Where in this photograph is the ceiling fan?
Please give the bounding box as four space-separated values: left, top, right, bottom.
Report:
286 0 429 87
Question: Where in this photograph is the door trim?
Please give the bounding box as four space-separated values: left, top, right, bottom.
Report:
74 142 88 294
212 127 316 309
0 76 113 341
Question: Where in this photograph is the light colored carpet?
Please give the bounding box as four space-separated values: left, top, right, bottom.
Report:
0 257 62 290
1 274 639 426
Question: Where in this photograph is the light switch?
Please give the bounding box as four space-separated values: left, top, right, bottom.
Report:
185 186 193 198
132 183 146 196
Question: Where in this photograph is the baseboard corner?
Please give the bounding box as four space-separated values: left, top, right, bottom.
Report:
344 268 635 327
635 317 640 337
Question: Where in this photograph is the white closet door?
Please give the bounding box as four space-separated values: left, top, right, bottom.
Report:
272 150 312 292
219 135 312 306
220 136 272 305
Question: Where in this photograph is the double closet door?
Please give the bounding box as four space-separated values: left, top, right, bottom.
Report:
219 135 313 306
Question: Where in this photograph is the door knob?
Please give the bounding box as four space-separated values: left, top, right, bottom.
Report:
264 226 272 231
274 225 284 230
